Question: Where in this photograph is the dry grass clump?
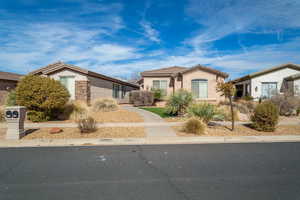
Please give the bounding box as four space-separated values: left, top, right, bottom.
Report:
0 106 4 122
183 117 206 135
92 98 119 112
77 116 97 133
59 101 89 121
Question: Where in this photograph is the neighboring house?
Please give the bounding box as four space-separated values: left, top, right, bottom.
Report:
139 65 229 102
0 71 23 105
231 63 300 100
31 61 139 103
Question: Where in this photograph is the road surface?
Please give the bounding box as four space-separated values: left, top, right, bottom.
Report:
1 143 300 200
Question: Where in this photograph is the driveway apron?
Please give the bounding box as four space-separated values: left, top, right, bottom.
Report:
122 105 176 137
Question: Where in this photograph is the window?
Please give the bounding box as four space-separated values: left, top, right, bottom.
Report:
191 79 208 99
59 76 75 100
152 80 168 95
113 83 120 98
261 82 277 98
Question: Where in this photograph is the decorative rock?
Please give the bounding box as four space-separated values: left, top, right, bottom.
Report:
49 128 63 134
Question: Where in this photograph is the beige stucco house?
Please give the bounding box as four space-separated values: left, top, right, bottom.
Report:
31 62 139 103
138 65 229 102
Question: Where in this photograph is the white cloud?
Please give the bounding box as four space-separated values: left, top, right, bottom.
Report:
140 20 161 43
185 0 300 46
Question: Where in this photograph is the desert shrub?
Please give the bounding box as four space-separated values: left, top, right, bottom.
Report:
0 106 4 122
5 90 17 106
15 75 69 122
218 106 239 121
166 89 193 116
270 94 300 116
183 117 206 135
58 101 89 121
251 101 279 132
129 90 154 106
77 116 97 133
92 98 119 112
187 103 218 124
151 88 165 101
220 100 255 114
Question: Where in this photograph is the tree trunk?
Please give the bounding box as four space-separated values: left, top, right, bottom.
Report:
229 96 235 131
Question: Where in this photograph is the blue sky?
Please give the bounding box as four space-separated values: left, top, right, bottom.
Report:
0 0 300 80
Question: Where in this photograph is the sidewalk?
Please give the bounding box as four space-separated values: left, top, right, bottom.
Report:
1 135 300 148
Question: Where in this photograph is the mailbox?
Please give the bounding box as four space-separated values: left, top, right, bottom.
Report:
5 106 27 140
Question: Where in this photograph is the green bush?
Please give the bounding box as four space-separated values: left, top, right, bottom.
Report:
151 88 165 101
241 95 254 101
187 103 218 124
166 89 193 116
251 101 279 132
5 90 17 106
15 75 70 122
27 110 49 122
92 98 119 112
183 117 206 135
129 90 154 106
77 116 97 133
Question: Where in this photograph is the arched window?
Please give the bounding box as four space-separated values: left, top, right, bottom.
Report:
191 79 208 99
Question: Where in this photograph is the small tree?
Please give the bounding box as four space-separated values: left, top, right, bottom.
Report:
216 82 236 131
16 75 70 122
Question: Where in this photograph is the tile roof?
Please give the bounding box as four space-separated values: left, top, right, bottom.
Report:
31 61 139 88
0 71 23 81
141 65 228 78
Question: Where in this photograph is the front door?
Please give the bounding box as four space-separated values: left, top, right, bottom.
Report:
60 76 75 100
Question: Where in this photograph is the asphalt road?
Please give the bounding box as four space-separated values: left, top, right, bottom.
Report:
1 143 300 200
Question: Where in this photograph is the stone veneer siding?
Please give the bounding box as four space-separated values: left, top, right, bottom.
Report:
0 80 18 105
75 81 91 104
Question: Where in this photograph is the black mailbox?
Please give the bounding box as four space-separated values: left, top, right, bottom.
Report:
6 111 12 118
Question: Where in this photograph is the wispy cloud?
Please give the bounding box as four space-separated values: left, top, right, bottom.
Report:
185 0 300 46
140 20 161 43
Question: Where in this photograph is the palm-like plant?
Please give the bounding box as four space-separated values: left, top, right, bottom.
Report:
187 103 218 124
166 89 193 116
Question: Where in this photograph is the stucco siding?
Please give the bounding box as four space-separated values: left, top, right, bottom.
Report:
89 76 113 100
251 68 300 99
49 69 87 81
182 70 225 102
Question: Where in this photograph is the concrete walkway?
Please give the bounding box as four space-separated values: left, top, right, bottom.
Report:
122 105 177 137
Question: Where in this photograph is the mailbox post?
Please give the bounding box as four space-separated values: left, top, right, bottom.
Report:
5 106 27 140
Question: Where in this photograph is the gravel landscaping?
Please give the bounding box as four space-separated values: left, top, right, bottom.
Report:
0 127 145 139
173 125 300 137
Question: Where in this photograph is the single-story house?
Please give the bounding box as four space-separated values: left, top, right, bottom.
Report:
138 64 229 102
31 61 139 103
231 63 300 100
0 71 23 105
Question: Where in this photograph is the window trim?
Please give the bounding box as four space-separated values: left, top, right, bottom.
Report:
191 79 208 99
261 82 277 99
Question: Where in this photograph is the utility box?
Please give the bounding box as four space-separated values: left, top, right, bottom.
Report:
5 106 27 140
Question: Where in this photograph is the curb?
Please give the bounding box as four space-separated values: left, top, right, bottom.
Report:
1 135 300 148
